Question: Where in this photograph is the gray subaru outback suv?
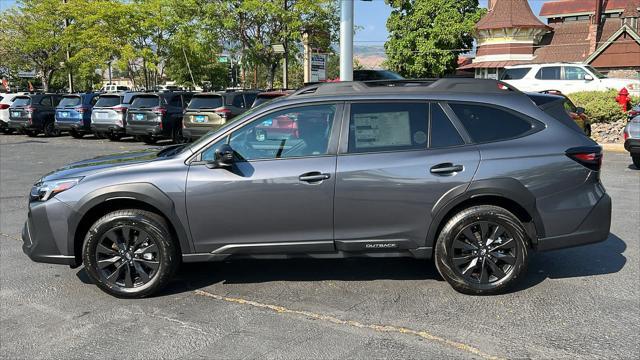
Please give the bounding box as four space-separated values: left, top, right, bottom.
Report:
22 79 611 298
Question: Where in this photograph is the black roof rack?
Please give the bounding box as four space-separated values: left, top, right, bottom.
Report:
291 78 518 97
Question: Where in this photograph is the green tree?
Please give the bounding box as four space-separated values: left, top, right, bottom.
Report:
0 0 67 91
384 0 485 78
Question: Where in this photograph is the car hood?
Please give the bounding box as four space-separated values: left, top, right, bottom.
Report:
40 147 178 182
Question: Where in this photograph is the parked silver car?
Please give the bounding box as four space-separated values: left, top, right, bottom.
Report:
91 92 140 141
22 79 611 298
624 115 640 168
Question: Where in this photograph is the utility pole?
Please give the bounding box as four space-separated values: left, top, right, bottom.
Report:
182 47 196 88
282 0 289 89
62 0 74 93
339 0 354 81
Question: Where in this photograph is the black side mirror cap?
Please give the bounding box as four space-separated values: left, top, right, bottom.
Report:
206 143 234 169
576 107 585 115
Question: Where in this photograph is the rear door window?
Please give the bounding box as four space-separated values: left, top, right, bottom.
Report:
188 95 223 109
40 96 52 106
535 67 561 80
449 103 533 143
500 68 531 80
94 96 122 107
58 96 81 107
131 96 160 108
348 102 428 153
232 94 245 108
430 104 464 148
243 93 257 108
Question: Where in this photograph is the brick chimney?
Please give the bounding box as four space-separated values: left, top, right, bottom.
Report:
588 0 602 54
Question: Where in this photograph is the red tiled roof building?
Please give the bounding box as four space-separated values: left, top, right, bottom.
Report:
460 0 640 78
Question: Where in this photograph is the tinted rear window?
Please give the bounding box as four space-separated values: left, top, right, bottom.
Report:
528 94 562 107
450 103 533 143
130 96 160 108
59 96 81 107
188 95 223 109
500 68 530 80
541 100 584 134
535 67 561 80
12 97 31 106
94 95 122 107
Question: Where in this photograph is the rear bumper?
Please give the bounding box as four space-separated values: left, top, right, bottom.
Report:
55 121 89 132
126 124 164 137
8 119 40 130
182 127 211 139
624 138 640 155
22 198 78 266
536 193 611 251
92 123 126 134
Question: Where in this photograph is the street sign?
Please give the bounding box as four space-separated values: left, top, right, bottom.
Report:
17 71 36 78
310 54 327 82
271 44 285 54
218 55 229 63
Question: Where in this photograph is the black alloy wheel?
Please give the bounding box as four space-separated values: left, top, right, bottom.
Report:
43 122 60 137
449 221 516 285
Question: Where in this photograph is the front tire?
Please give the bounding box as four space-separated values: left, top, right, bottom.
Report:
434 205 528 295
82 209 179 298
632 155 640 169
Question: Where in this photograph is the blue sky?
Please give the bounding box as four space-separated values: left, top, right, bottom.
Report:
1 0 553 44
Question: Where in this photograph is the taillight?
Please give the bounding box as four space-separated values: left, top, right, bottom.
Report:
112 106 126 113
0 104 9 110
25 106 34 118
152 106 167 116
214 107 231 119
566 146 603 171
624 131 629 141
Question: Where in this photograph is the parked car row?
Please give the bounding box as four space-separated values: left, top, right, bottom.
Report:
1 89 294 144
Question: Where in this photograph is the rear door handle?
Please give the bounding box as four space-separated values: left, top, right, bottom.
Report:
430 163 464 175
299 172 331 182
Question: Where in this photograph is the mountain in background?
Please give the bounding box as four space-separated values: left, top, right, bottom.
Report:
353 45 386 69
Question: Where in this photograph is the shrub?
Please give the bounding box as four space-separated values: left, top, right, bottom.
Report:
568 90 637 123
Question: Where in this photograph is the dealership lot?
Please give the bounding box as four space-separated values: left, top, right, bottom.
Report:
1 134 638 359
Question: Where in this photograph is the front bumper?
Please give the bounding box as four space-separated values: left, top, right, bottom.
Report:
624 138 640 155
536 193 611 251
22 198 78 266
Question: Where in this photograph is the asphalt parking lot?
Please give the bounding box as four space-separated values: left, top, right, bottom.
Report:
1 134 638 359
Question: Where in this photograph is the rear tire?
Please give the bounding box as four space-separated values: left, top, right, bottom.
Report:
434 205 528 295
70 129 84 139
107 133 122 141
25 130 39 137
43 122 60 137
82 209 179 298
632 155 640 169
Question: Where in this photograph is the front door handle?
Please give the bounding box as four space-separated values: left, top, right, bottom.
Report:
299 172 331 182
430 163 464 175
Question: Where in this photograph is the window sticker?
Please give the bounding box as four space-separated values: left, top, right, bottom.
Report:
353 111 412 148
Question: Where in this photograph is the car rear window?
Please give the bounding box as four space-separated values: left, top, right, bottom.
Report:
94 95 122 107
348 102 428 153
449 103 533 143
130 95 160 108
539 100 585 134
58 96 81 107
500 68 530 80
12 97 31 106
188 95 223 109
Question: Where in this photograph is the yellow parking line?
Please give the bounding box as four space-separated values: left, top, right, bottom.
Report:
194 289 504 360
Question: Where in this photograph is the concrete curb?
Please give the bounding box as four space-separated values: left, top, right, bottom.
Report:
599 143 626 153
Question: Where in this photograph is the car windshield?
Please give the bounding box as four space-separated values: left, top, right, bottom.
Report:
94 95 121 107
58 96 81 107
584 66 607 79
188 95 223 109
130 95 160 108
11 97 30 106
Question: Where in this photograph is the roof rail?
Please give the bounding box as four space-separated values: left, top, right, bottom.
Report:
291 78 518 97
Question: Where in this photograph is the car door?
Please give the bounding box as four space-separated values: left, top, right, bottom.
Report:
562 66 592 93
333 101 480 251
185 102 343 254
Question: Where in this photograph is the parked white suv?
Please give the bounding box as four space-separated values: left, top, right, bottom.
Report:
501 63 640 96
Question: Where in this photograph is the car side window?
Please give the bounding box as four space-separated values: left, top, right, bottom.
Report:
90 96 99 105
563 99 577 113
449 103 533 143
564 66 588 81
224 104 336 161
430 104 464 148
40 96 52 106
535 66 561 80
243 93 257 108
348 102 428 153
182 94 193 107
232 94 245 108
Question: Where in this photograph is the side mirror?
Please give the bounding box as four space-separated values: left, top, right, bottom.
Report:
575 107 585 115
206 144 234 169
584 74 594 81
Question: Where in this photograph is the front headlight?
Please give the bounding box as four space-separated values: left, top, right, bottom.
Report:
30 177 83 202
